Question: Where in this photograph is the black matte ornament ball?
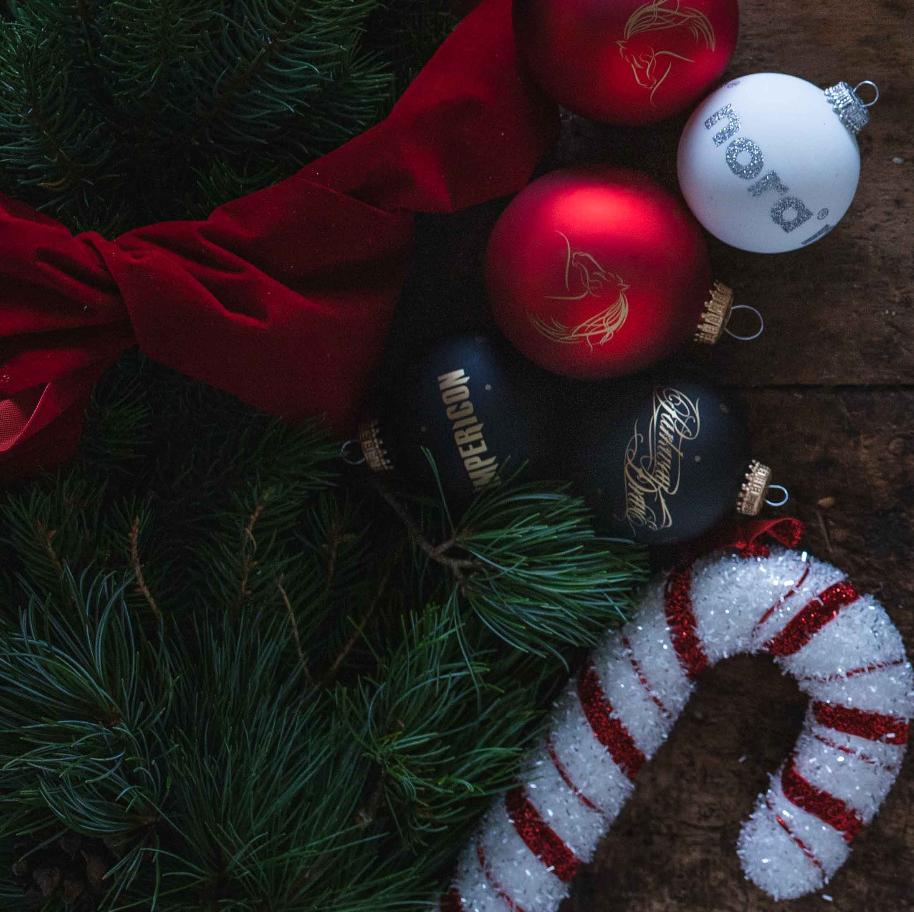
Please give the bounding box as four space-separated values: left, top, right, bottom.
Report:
560 377 753 545
359 333 556 506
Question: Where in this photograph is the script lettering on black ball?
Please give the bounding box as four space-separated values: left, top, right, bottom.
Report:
622 387 702 531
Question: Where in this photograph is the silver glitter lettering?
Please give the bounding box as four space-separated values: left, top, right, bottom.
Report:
748 170 789 197
704 103 740 146
725 137 764 180
771 196 814 233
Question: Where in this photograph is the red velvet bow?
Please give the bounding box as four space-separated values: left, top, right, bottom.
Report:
0 0 558 481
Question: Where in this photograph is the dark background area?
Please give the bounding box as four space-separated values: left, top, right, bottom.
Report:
388 0 914 907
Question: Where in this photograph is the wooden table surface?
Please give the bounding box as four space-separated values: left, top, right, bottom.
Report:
390 0 914 907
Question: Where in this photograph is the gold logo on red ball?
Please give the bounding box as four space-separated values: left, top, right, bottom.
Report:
530 232 630 347
618 0 716 104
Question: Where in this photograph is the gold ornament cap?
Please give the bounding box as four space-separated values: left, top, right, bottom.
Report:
737 459 772 516
694 281 734 346
358 418 394 473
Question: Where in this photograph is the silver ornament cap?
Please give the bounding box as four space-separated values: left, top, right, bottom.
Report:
824 80 879 135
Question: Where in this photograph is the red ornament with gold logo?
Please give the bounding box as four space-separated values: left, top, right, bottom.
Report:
486 166 732 379
514 0 739 125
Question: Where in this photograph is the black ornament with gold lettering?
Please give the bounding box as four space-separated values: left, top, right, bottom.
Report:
358 333 554 505
561 377 773 545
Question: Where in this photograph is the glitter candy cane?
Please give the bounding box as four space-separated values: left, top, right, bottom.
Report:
441 547 913 910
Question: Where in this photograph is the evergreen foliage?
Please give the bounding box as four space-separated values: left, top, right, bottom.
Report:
0 0 455 234
0 5 650 909
0 355 647 911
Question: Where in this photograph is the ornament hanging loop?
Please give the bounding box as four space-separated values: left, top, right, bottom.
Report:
725 304 765 342
340 439 365 466
765 484 790 508
854 80 880 107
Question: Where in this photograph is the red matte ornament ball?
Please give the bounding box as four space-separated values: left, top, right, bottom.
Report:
514 0 739 125
486 166 715 380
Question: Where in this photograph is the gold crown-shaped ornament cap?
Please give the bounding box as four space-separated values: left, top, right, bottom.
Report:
694 281 734 345
358 418 394 473
737 460 772 516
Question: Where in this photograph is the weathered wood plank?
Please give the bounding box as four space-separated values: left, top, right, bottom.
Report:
417 2 914 906
544 0 914 386
409 0 914 385
567 389 914 911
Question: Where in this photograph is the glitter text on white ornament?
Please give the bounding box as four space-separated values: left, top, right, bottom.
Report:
703 103 819 237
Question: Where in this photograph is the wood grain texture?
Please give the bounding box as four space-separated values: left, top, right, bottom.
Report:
567 391 914 911
403 0 914 905
559 0 914 898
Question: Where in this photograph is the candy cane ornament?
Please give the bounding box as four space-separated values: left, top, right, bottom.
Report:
442 547 913 910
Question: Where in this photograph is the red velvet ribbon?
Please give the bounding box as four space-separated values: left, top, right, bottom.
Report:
0 0 559 481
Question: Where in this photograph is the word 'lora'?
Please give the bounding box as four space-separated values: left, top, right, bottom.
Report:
438 369 501 491
704 103 816 235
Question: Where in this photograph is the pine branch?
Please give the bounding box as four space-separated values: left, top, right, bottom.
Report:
0 5 652 910
128 516 161 623
0 573 170 906
450 481 648 656
0 0 454 232
322 559 394 685
370 478 476 582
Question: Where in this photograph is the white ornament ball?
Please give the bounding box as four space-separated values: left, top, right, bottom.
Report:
677 73 874 253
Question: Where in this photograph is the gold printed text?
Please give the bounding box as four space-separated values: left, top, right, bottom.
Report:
623 386 701 531
438 368 501 491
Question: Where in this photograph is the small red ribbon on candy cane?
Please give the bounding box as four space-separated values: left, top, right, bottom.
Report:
0 0 559 482
727 517 806 555
676 516 806 565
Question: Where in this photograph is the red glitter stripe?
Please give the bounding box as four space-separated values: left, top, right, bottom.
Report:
440 887 465 912
781 758 863 844
799 657 906 683
546 737 607 820
766 797 825 877
577 663 646 780
622 634 671 718
764 581 859 657
505 787 580 882
813 702 909 745
813 733 900 773
663 564 708 678
475 842 527 912
752 563 811 634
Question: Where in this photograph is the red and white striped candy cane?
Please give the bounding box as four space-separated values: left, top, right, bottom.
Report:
441 547 913 910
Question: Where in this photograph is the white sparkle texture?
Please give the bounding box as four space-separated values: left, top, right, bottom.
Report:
440 548 913 910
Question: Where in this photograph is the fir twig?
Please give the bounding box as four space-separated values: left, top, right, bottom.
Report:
369 479 476 583
323 561 394 685
129 516 161 623
278 577 312 685
36 522 64 578
0 345 646 912
237 501 265 611
321 520 357 600
0 0 455 232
